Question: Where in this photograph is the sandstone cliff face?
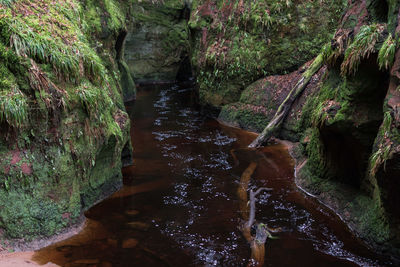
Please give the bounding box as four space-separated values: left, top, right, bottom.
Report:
1 0 400 259
124 0 190 84
0 0 131 240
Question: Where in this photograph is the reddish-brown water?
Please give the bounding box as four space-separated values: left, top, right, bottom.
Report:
34 84 390 266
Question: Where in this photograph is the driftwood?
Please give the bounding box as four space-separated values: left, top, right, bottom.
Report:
246 188 273 229
249 55 324 148
237 160 279 267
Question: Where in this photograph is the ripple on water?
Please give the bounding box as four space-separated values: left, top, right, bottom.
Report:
152 131 180 141
213 131 237 146
204 151 232 170
160 223 245 267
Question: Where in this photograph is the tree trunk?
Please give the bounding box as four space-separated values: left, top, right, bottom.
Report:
249 55 324 148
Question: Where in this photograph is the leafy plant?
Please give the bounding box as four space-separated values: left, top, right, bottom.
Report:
378 34 397 70
341 24 384 76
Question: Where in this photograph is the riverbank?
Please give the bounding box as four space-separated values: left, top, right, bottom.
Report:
0 218 87 267
0 252 58 267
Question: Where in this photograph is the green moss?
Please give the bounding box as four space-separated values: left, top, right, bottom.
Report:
0 0 131 240
124 0 189 82
219 103 271 132
118 60 136 101
387 0 400 33
82 0 126 36
298 160 390 245
0 192 65 239
0 72 28 128
191 0 347 109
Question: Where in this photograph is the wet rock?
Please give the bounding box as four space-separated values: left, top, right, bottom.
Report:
107 239 118 248
125 210 140 216
122 238 139 249
127 222 150 231
71 259 100 264
124 1 189 84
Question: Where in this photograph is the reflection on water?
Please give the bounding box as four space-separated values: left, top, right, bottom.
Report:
34 84 390 266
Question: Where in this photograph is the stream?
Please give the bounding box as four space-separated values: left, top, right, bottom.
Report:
33 83 389 266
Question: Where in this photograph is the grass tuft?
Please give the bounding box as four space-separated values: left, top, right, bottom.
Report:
0 87 28 128
2 0 107 85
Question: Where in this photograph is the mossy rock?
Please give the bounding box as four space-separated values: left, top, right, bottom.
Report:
124 0 190 83
190 0 347 109
0 0 132 240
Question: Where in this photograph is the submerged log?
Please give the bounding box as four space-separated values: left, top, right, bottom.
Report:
249 55 324 148
236 158 278 267
246 189 273 267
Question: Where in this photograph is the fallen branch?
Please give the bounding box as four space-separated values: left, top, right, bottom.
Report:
249 54 324 148
246 187 273 228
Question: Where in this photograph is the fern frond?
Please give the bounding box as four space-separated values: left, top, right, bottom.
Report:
341 24 384 76
378 34 397 70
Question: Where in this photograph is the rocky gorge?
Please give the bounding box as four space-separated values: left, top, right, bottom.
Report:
0 0 399 265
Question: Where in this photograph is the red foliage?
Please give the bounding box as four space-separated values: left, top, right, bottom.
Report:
201 27 208 48
21 163 33 175
10 150 21 166
198 0 215 17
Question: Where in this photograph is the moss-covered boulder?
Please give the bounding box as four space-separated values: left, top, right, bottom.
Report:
189 0 346 108
0 0 131 240
218 61 326 141
124 0 190 84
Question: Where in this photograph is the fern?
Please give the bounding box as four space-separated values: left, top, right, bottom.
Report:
369 112 394 176
382 111 393 137
341 24 384 76
378 34 397 70
370 145 391 176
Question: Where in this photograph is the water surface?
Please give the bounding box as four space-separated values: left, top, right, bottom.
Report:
34 84 389 266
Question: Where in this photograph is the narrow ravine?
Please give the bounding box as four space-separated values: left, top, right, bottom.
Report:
33 83 389 266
